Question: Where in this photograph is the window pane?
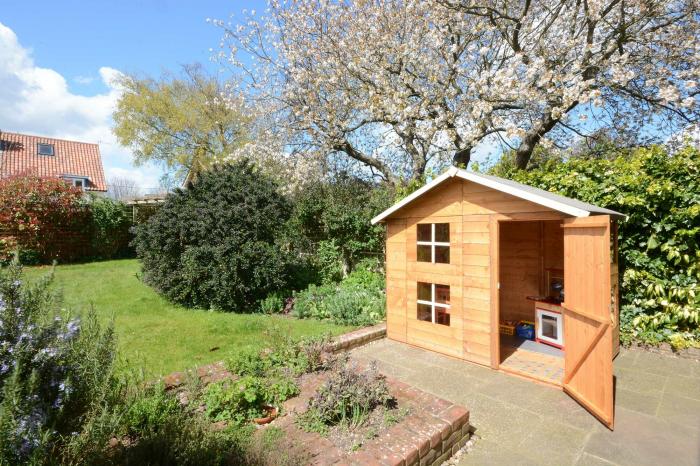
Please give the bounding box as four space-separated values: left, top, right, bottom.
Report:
417 303 432 322
435 284 450 305
417 245 432 262
417 282 432 301
436 308 450 326
37 143 54 156
417 224 431 242
435 246 450 264
435 223 449 242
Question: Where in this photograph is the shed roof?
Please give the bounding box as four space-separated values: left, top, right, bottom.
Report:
371 167 624 224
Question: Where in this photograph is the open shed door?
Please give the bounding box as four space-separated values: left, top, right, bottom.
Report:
562 216 615 430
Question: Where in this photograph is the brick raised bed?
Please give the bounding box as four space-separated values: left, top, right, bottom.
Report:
328 323 387 353
160 324 471 465
272 371 471 466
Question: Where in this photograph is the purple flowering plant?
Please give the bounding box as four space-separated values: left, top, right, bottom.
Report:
0 261 116 463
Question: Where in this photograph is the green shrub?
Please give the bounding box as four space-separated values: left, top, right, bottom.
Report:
133 160 293 311
293 263 386 326
88 196 132 259
258 291 286 315
298 358 393 433
490 145 700 346
108 408 246 466
0 262 117 464
285 175 393 281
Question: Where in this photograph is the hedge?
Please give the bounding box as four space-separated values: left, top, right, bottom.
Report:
491 145 700 348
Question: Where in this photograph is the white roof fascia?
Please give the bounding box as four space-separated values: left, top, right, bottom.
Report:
455 171 591 218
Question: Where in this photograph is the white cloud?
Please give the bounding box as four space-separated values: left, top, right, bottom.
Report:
0 22 163 192
74 75 95 85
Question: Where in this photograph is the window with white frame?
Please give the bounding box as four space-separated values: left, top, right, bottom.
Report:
417 282 451 326
417 223 449 263
61 176 88 191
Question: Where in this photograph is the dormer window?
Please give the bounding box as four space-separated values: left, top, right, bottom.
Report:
61 175 89 191
417 223 450 263
37 143 55 156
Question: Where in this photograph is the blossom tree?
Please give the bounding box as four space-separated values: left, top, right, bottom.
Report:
215 0 699 181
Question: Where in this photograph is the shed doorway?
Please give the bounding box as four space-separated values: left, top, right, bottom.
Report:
497 219 566 386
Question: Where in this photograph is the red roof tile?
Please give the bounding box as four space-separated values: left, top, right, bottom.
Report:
0 131 107 191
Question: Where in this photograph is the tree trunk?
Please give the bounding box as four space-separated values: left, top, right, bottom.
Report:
514 136 537 169
452 147 472 168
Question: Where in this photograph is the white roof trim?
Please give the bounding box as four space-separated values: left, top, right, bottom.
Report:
371 167 623 224
455 171 590 218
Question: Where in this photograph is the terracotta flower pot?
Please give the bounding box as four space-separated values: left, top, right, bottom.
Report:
253 405 278 425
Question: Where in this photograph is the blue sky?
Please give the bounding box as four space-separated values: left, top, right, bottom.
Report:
0 1 266 191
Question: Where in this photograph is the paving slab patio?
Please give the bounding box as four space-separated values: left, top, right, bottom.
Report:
350 339 700 466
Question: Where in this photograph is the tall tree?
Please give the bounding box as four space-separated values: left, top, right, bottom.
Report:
112 64 251 181
216 0 699 179
107 176 140 200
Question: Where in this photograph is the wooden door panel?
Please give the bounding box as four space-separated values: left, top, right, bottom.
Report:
562 215 615 429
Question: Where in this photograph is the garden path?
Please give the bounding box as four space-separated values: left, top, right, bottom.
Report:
351 340 700 466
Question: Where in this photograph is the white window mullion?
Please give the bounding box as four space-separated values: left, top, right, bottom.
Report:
431 283 436 323
431 224 436 263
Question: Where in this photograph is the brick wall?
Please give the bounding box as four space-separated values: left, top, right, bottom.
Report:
0 222 92 263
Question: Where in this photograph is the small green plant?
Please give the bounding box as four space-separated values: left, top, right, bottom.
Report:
297 358 393 433
122 384 181 436
228 329 334 379
202 374 299 425
293 264 386 326
258 291 286 314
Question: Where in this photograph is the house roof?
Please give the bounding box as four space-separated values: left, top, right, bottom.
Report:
0 131 107 191
371 167 624 224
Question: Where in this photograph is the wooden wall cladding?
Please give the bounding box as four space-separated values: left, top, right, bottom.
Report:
461 208 493 366
386 218 407 342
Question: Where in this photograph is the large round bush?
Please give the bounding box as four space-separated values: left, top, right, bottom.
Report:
133 161 292 311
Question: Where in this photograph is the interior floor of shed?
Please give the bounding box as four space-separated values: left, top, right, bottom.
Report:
499 336 564 386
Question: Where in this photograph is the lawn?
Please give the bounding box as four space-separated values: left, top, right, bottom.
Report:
24 259 355 377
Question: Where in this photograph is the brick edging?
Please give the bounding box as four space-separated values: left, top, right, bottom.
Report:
328 322 386 353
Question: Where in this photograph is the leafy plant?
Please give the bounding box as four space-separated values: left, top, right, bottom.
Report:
133 160 294 311
202 374 299 425
293 263 386 326
122 384 181 436
88 196 132 259
285 175 393 279
297 358 393 433
227 330 334 378
258 291 286 315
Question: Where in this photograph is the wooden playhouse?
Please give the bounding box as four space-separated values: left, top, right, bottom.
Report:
372 167 623 429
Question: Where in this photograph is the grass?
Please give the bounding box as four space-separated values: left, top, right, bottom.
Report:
24 259 354 377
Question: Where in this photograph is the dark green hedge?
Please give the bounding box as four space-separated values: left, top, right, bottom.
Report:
133 160 293 312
